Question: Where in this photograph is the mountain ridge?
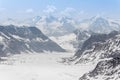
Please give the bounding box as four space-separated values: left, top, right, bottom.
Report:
0 25 65 56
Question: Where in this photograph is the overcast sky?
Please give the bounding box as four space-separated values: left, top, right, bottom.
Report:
0 0 120 19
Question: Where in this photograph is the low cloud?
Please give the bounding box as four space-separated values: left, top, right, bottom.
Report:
60 7 76 18
43 5 56 14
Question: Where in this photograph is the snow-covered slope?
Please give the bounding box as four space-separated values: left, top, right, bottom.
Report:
79 57 120 80
74 31 119 63
50 30 92 52
78 16 120 33
50 33 77 52
0 52 95 80
71 31 120 80
0 25 65 56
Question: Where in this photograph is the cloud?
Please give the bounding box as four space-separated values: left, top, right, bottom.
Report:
42 5 79 19
26 9 34 13
43 5 56 14
60 7 76 17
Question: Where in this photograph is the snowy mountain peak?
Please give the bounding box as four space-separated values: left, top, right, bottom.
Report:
89 17 112 33
78 16 120 34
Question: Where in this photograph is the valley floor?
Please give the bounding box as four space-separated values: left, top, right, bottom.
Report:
0 52 94 80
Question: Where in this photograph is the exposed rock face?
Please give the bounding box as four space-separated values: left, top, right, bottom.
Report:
79 57 120 80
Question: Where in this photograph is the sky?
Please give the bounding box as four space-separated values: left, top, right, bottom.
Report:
0 0 120 19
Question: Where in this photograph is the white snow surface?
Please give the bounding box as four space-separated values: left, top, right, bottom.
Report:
50 33 77 52
0 52 95 80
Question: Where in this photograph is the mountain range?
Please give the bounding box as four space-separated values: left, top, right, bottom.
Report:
3 16 120 36
0 16 120 80
34 16 120 52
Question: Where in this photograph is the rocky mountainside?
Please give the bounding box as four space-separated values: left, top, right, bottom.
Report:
0 25 65 56
79 57 120 80
74 31 119 63
71 31 120 80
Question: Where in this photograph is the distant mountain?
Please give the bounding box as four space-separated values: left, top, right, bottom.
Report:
74 29 91 49
35 15 76 36
73 16 120 51
1 16 120 36
50 33 77 52
49 29 92 52
33 16 120 52
36 16 120 36
0 25 65 56
48 16 120 51
78 16 120 33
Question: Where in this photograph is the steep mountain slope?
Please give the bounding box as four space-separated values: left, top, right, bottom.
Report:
74 31 119 63
0 25 65 56
72 31 120 80
79 57 120 80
